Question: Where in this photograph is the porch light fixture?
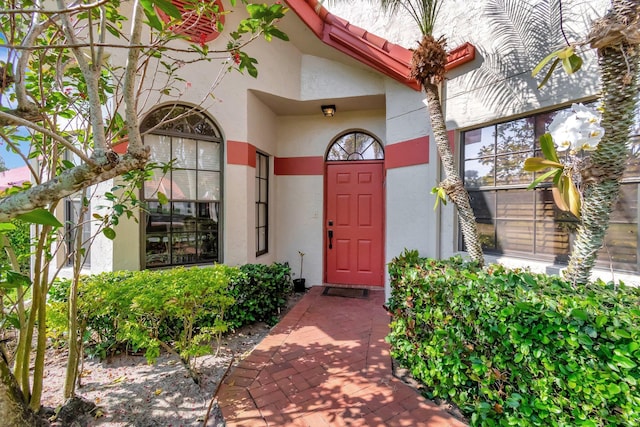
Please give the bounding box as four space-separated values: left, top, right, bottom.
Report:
321 104 336 117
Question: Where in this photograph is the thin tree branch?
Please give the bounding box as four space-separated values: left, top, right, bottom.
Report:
0 111 95 166
2 0 112 16
123 0 148 153
56 0 108 155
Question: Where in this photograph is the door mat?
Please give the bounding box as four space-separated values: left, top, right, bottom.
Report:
322 287 369 299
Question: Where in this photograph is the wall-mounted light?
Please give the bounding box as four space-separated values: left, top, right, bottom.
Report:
321 104 336 117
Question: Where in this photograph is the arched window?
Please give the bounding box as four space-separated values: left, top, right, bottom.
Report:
326 131 384 161
140 105 223 268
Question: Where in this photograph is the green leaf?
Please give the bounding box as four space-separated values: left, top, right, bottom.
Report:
16 209 63 227
62 159 75 169
153 0 182 20
607 383 621 395
103 227 117 240
142 7 163 31
523 157 563 172
0 223 17 232
536 57 560 89
571 308 588 321
578 333 593 346
562 54 583 75
615 329 631 339
540 133 560 163
527 168 561 190
556 46 575 59
158 191 169 205
532 49 561 77
267 28 289 41
612 354 637 369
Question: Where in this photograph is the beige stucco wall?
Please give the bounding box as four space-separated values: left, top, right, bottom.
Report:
101 3 394 277
275 110 386 286
84 0 630 290
329 0 639 286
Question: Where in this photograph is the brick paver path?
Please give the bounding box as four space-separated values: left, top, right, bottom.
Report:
218 286 467 426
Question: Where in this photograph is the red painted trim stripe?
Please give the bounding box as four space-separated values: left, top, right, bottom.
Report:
227 140 257 167
385 136 429 170
448 129 456 153
112 139 128 154
275 156 324 175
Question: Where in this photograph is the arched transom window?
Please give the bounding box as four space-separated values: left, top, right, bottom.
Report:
326 131 384 161
140 105 223 268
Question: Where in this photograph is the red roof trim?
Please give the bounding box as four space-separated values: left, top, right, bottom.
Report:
285 0 476 91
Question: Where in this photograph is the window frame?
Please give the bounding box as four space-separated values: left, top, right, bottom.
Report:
460 104 640 272
255 151 269 257
140 105 224 269
326 131 385 161
64 196 92 268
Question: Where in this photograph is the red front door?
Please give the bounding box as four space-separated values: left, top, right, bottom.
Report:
325 162 384 286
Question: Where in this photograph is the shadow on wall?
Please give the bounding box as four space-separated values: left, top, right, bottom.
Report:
453 0 601 116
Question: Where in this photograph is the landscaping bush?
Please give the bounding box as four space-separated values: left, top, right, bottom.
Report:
0 219 31 273
226 262 293 329
48 262 292 363
49 266 236 363
386 250 640 426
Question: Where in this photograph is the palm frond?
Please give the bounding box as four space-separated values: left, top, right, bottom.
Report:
379 0 443 36
486 0 582 62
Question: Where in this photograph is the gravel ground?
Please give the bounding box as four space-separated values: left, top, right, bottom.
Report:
39 293 305 426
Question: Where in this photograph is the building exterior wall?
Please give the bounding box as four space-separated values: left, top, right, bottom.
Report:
52 0 637 289
330 0 639 285
100 2 396 278
275 111 387 285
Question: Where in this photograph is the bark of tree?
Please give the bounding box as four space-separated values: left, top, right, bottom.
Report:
0 150 148 223
423 81 485 265
0 357 48 426
564 0 640 284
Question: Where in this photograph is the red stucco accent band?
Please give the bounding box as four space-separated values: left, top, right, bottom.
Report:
227 140 257 167
384 136 430 170
448 129 456 153
274 156 324 175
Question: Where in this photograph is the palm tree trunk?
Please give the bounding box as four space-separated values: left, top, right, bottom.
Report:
564 1 640 284
423 81 485 265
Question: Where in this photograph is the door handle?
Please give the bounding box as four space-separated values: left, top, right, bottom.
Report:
328 229 333 249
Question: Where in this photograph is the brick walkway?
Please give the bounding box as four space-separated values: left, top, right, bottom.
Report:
218 286 467 427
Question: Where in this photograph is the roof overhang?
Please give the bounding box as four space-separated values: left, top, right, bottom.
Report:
285 0 476 91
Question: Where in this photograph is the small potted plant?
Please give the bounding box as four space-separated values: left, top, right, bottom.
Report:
293 250 306 292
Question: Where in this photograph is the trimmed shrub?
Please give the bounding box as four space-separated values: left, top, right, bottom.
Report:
48 262 292 362
0 219 31 273
386 250 640 426
226 262 293 329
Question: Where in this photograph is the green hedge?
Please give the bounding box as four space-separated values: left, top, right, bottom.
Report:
227 262 293 328
0 219 31 273
386 251 640 426
48 262 292 363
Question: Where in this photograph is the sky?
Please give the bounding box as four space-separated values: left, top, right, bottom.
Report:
1 35 29 170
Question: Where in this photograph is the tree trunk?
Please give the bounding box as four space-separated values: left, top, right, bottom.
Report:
423 81 485 265
64 188 89 398
564 1 640 284
0 356 48 427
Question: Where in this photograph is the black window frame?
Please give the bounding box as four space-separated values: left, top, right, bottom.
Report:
460 104 640 272
255 151 269 257
64 197 92 268
140 105 223 268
